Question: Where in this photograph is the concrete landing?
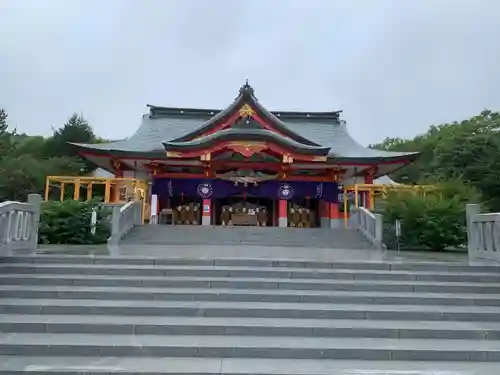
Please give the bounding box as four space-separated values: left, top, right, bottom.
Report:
1 357 498 374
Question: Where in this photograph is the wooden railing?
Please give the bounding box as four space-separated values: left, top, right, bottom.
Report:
466 204 500 262
0 194 42 255
350 206 384 249
108 201 143 246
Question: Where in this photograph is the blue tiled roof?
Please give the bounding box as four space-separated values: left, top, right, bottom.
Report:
74 111 417 160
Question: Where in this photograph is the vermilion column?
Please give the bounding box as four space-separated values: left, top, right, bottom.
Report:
319 200 330 228
278 199 288 227
202 199 211 226
329 202 341 228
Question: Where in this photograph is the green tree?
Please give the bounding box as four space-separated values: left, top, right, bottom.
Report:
44 114 97 171
10 135 47 159
0 109 14 158
0 155 84 201
371 110 500 210
382 183 480 251
0 110 99 202
39 199 110 244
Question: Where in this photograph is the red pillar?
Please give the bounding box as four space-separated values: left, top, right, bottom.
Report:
202 199 211 226
278 200 288 227
319 200 329 228
329 202 341 228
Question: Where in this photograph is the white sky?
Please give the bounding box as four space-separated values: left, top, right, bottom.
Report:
1 0 499 145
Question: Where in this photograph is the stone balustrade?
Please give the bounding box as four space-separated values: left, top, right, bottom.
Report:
0 194 42 255
466 204 500 262
108 201 143 246
350 206 384 249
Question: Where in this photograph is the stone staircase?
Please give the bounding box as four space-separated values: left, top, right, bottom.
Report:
1 255 500 374
123 225 374 249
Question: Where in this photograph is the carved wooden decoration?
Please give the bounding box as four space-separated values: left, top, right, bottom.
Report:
111 159 122 171
166 151 183 158
226 142 268 158
200 153 211 161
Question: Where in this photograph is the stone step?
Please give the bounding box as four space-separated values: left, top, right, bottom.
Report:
2 255 497 273
2 356 498 375
1 274 500 294
1 254 499 369
3 333 500 361
2 299 500 321
2 263 499 282
2 314 500 340
123 226 372 249
1 285 500 306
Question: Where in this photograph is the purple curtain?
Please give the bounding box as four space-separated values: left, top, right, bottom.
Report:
152 178 342 203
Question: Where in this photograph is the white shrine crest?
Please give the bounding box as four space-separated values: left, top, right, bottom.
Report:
278 184 294 200
197 183 213 198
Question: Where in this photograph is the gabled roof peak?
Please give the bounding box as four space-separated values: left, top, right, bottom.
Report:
238 79 255 98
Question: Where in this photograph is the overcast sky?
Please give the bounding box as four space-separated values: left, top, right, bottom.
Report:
1 0 499 145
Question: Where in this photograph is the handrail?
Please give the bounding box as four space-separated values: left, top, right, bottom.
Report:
107 200 142 246
350 206 384 249
466 204 500 262
0 194 42 255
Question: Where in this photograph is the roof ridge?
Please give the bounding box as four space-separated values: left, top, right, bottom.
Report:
147 105 342 121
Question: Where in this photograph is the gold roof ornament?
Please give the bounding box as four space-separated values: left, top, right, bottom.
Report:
239 104 254 117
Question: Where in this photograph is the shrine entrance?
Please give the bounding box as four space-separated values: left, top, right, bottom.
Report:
214 196 275 226
212 197 321 228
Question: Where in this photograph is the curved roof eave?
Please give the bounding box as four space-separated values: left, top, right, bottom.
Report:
284 119 420 159
327 152 420 164
69 142 165 158
163 128 331 155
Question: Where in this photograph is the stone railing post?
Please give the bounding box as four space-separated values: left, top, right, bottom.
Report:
465 203 500 263
135 202 142 226
27 194 42 250
466 204 480 259
109 205 121 245
108 201 142 247
0 193 43 255
350 206 385 249
374 213 383 248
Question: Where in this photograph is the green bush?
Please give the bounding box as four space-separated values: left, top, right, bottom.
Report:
382 183 480 251
39 199 111 245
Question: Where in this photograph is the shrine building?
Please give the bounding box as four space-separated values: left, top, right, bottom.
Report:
69 82 419 228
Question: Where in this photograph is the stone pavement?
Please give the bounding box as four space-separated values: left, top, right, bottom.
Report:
2 357 499 374
122 226 375 249
39 243 469 264
117 244 470 263
0 248 499 374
